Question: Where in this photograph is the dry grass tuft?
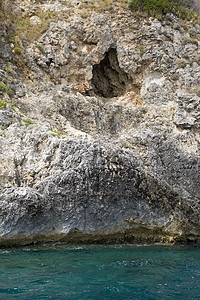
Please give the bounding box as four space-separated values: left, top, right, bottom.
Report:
12 10 59 42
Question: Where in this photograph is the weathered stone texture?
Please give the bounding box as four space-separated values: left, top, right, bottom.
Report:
0 0 199 246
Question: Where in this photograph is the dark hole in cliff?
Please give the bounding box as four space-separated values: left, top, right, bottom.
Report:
91 48 129 98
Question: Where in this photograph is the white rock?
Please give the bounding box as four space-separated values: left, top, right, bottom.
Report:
30 16 41 26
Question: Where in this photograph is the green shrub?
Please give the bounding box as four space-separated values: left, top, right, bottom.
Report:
0 82 6 92
129 0 171 14
0 100 7 108
50 129 61 137
37 44 43 52
0 132 7 138
129 0 198 20
5 66 12 73
23 118 35 127
14 45 22 55
6 86 12 96
0 82 12 96
8 35 15 44
8 35 22 55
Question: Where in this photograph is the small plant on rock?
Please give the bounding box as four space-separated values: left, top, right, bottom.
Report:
37 44 43 52
50 129 61 137
0 82 6 92
6 86 12 96
8 35 22 55
139 45 146 55
0 100 7 108
5 66 12 73
23 118 35 127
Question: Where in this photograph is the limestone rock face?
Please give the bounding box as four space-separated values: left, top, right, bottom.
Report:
0 1 199 246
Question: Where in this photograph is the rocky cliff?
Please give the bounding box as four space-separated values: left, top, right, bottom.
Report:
0 0 199 246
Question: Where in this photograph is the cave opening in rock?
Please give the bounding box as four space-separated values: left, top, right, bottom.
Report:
91 48 129 98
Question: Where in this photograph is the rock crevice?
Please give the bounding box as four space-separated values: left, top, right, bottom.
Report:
91 48 130 98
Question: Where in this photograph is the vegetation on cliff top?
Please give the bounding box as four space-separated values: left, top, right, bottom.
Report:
129 0 199 20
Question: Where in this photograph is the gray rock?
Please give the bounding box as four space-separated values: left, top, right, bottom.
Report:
0 0 200 246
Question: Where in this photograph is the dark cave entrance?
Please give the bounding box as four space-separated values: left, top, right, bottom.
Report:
91 48 129 98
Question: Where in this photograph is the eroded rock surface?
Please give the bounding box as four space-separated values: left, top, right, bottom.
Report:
0 0 199 246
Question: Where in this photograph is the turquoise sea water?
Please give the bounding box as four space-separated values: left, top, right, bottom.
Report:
0 244 200 299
